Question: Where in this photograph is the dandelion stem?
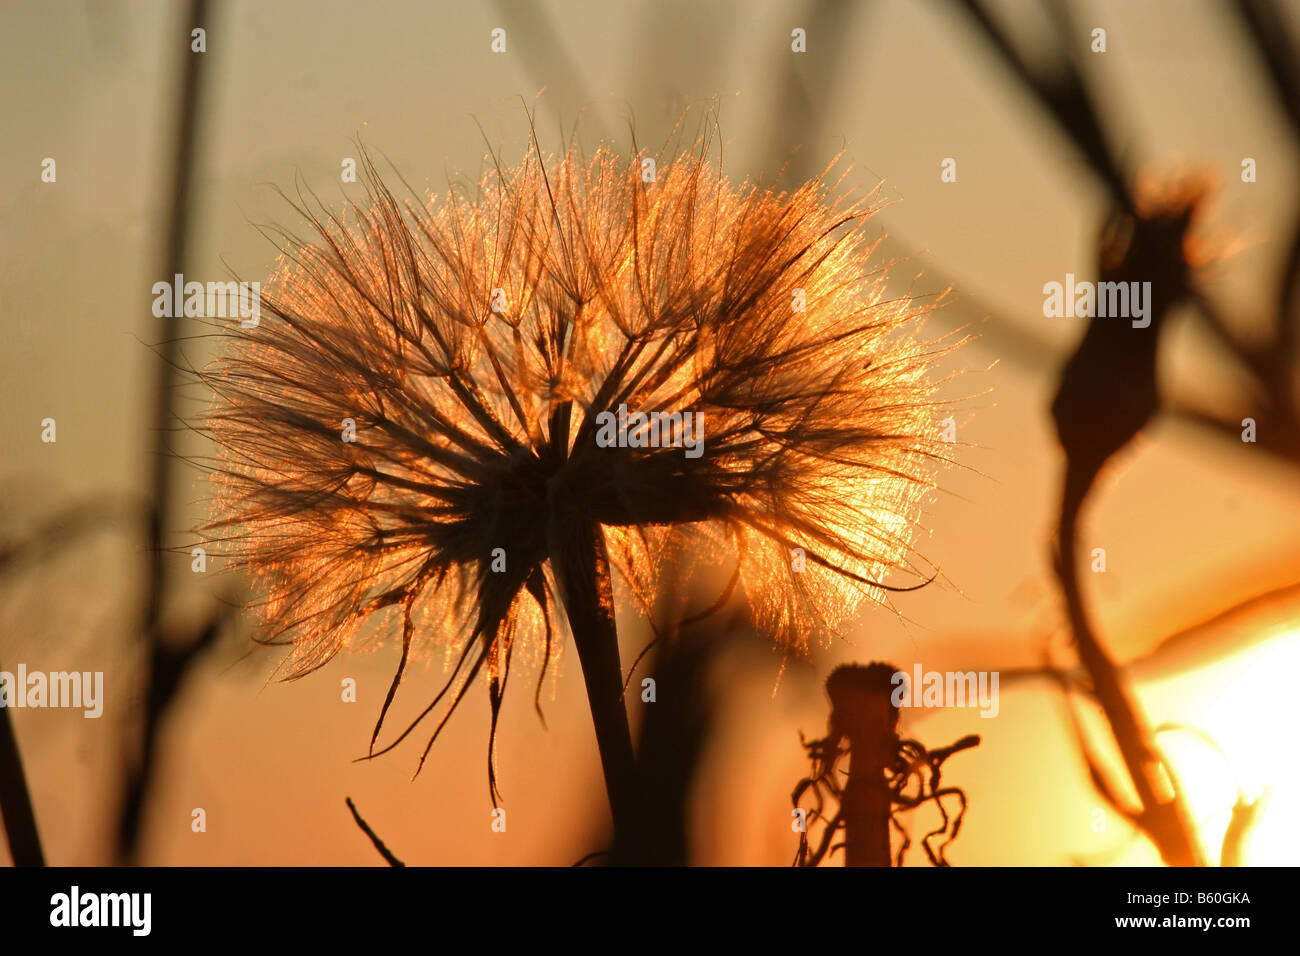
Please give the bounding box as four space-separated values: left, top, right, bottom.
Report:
548 512 641 861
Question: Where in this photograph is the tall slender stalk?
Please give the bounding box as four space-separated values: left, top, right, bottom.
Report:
0 692 44 866
547 510 641 859
118 0 212 864
1058 496 1204 867
828 664 897 867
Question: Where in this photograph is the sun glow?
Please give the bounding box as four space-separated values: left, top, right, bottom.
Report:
1124 627 1300 866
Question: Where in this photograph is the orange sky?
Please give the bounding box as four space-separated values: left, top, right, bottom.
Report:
2 0 1298 866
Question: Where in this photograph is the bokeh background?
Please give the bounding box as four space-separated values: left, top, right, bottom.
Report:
3 0 1299 865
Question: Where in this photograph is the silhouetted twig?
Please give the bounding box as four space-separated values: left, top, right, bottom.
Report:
0 495 137 866
953 0 1131 211
117 0 216 865
611 595 735 865
345 797 405 867
115 608 226 862
945 0 1299 867
1051 191 1209 866
1235 0 1300 135
950 0 1300 467
0 697 44 866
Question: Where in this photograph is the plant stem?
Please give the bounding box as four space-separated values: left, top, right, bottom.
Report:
841 742 894 867
1059 496 1205 866
119 0 212 865
345 797 406 867
548 512 641 862
828 663 897 867
0 689 45 866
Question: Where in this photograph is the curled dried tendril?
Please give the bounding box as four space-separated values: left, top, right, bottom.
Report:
793 727 980 867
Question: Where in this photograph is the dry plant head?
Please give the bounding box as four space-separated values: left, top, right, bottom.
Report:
1103 166 1229 276
793 663 980 867
197 128 957 795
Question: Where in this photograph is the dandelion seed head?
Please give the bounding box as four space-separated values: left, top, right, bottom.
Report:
200 134 955 764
